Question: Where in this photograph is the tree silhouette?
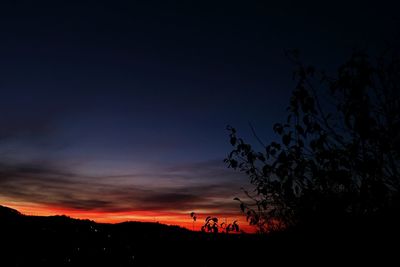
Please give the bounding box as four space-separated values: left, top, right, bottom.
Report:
225 48 400 232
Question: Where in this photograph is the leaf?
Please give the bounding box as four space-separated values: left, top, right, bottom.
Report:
294 185 300 195
310 140 317 151
298 139 304 148
282 133 291 146
273 123 283 135
230 159 238 168
240 203 245 212
228 126 236 134
257 153 266 161
230 136 237 146
271 142 281 149
287 114 292 123
262 164 271 176
303 114 311 127
306 66 315 75
295 125 304 136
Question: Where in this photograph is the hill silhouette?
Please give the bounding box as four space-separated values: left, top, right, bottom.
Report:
0 205 398 266
0 205 263 266
0 205 21 218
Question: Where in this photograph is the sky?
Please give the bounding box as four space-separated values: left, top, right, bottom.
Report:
0 0 399 232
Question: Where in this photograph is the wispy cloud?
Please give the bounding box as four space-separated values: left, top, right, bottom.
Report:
0 159 247 215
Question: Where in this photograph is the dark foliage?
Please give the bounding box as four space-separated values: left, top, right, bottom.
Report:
201 216 219 233
225 48 400 232
200 216 240 234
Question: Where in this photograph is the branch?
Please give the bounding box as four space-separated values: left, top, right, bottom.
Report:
248 122 267 148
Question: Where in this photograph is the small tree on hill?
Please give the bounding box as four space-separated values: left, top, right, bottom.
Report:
190 212 197 231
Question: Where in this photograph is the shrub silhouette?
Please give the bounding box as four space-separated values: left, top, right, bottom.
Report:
190 213 240 233
220 220 239 234
225 48 400 232
201 216 219 233
201 216 240 234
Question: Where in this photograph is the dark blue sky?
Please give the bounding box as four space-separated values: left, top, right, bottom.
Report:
0 0 399 224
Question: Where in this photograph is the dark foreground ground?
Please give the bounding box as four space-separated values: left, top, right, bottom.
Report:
0 205 399 266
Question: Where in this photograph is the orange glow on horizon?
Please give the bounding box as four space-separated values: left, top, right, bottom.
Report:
1 200 256 233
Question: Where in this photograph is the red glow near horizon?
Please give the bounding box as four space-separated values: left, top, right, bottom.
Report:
1 201 256 233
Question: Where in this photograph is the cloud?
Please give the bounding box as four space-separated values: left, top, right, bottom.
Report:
0 160 247 214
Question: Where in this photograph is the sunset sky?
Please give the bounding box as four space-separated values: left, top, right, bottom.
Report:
0 1 398 232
